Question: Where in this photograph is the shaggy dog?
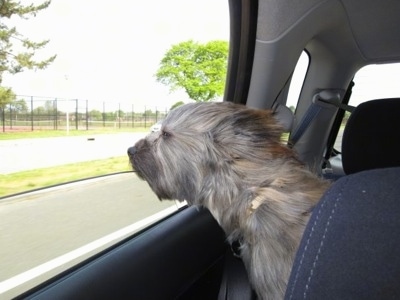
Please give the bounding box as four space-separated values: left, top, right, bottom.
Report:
127 102 330 300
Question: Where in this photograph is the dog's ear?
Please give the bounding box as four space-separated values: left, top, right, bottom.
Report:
211 107 294 161
231 108 284 141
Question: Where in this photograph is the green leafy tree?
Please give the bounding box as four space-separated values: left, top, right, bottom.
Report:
115 110 125 119
89 109 102 121
43 100 55 113
0 86 16 108
0 86 15 130
0 0 56 84
156 40 228 102
7 98 28 113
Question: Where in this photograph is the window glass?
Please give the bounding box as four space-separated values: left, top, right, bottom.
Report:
333 63 400 150
287 52 309 110
0 1 229 298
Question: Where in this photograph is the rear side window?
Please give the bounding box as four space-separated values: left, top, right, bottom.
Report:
287 52 309 110
333 63 400 151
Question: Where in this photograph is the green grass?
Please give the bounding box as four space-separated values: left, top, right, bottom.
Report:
0 130 290 198
0 128 147 140
0 156 133 198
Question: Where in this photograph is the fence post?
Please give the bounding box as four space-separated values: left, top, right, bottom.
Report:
30 96 34 131
74 99 78 130
118 103 121 129
146 106 148 128
132 104 135 128
1 107 4 132
102 102 105 128
9 103 12 129
54 98 58 130
86 100 89 130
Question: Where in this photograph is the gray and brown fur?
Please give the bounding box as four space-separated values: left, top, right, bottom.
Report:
127 102 330 300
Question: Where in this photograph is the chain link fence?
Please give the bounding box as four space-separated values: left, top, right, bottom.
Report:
1 96 169 132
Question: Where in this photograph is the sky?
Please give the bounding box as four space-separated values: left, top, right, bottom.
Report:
2 0 230 111
2 1 399 112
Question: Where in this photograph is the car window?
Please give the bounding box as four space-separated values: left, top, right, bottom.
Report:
0 1 229 298
287 52 309 110
333 63 400 151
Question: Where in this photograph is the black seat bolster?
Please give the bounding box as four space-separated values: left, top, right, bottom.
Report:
285 167 400 300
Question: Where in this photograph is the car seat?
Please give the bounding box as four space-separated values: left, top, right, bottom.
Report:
285 98 400 299
285 167 400 299
342 98 400 174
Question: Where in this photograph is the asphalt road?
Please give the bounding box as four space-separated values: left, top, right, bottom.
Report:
0 132 146 174
0 133 180 297
0 173 176 282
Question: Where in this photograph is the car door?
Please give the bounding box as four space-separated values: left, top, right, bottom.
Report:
4 1 249 299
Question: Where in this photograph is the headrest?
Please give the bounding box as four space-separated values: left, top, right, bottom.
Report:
342 98 400 174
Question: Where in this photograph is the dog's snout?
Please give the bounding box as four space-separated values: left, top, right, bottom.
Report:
127 146 137 157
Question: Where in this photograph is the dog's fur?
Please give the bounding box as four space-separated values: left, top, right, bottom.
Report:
128 102 330 300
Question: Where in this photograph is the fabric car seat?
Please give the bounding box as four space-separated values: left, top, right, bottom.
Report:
285 167 400 299
286 98 400 299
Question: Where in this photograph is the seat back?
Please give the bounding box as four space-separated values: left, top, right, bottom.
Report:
285 167 400 299
342 98 400 174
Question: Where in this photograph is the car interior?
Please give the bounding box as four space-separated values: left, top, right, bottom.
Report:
13 0 400 299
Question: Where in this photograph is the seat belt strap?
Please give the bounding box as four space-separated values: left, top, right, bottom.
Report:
289 90 355 147
217 248 256 300
289 103 322 146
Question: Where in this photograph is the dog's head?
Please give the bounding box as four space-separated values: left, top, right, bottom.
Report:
127 102 295 205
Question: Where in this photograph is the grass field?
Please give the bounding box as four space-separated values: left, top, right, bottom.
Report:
0 129 146 198
0 156 132 198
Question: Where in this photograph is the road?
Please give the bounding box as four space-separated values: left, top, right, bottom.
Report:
0 173 177 282
0 173 176 299
0 133 180 297
0 132 146 174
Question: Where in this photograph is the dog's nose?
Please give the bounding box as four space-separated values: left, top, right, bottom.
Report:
127 146 137 157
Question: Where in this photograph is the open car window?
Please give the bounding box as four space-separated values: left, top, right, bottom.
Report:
0 1 229 298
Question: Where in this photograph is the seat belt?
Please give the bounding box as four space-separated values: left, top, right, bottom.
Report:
289 90 355 147
218 248 256 300
323 81 354 165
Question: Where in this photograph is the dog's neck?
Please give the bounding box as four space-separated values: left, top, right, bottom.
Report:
202 167 328 239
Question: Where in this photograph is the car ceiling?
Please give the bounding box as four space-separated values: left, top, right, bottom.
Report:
257 0 400 62
244 0 400 109
226 0 400 169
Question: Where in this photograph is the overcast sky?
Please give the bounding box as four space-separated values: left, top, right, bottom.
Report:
3 1 399 111
3 0 229 111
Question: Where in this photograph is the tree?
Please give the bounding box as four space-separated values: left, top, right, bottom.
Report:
89 109 102 121
43 99 55 113
6 98 28 114
115 109 125 119
0 0 56 84
155 40 228 102
0 86 16 108
0 86 16 131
